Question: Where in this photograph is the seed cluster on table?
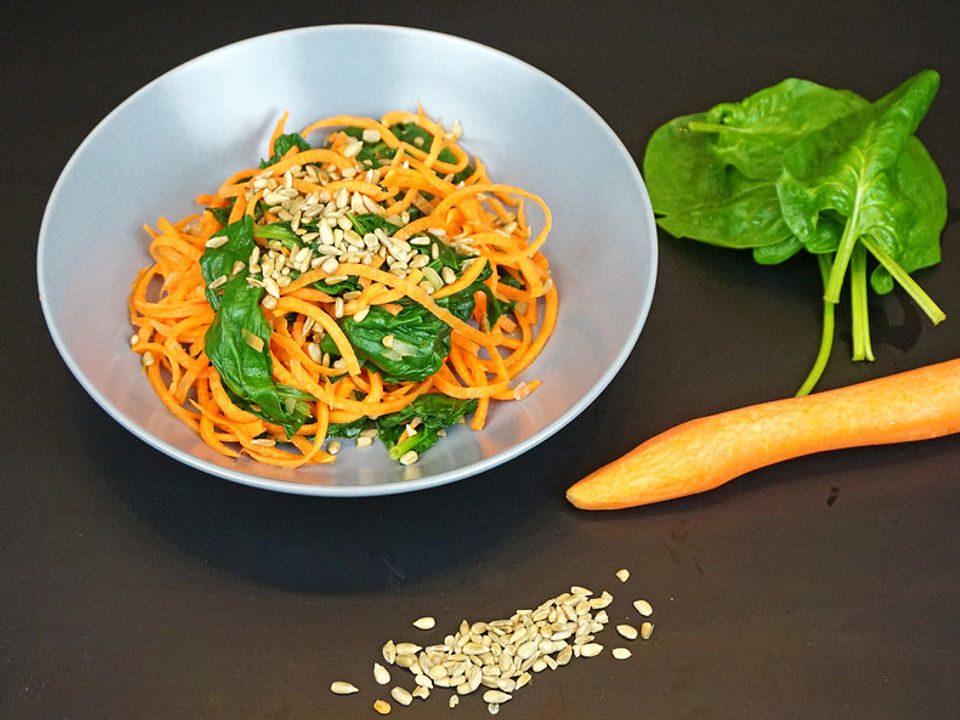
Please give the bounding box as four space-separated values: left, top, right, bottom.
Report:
329 568 656 715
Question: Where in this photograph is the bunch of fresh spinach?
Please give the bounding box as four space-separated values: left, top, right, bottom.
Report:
643 71 947 395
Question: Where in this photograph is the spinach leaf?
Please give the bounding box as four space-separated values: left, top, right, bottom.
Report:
777 69 943 312
690 79 866 180
199 216 258 310
347 212 402 236
200 217 311 436
253 221 302 251
260 132 311 167
206 201 234 226
332 287 477 383
376 394 478 460
644 113 794 248
326 416 370 439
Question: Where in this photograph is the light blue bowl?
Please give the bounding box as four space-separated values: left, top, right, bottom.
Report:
37 25 657 495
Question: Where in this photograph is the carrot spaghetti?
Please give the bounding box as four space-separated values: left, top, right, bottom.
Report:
129 108 556 468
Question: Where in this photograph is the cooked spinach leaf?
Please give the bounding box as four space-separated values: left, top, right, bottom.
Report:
376 394 478 459
200 217 311 436
260 132 311 167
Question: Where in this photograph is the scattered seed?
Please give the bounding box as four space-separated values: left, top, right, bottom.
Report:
330 681 359 695
449 695 459 708
616 568 630 583
390 687 413 706
640 622 655 640
413 616 436 631
396 642 422 656
373 699 391 714
616 624 639 641
579 643 603 658
612 647 632 660
382 640 397 664
399 450 419 466
374 662 391 685
633 599 654 617
327 440 341 455
411 685 429 700
488 703 500 715
141 351 155 367
205 236 229 249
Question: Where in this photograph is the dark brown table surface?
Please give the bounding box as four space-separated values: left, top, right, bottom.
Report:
5 2 960 718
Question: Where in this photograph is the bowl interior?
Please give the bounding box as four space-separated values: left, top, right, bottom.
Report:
38 25 657 495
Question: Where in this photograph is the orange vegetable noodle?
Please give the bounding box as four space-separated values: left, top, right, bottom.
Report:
129 108 556 467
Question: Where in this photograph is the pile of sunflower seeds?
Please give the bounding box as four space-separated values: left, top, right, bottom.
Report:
332 575 656 715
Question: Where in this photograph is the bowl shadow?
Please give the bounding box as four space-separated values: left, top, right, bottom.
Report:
78 388 581 595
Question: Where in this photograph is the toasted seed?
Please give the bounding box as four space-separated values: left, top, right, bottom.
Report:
413 616 436 630
399 450 419 466
373 662 391 685
396 642 422 655
633 599 654 617
488 702 500 715
579 643 603 658
205 235 229 249
616 568 630 583
449 695 459 708
382 639 397 664
390 687 413 706
330 681 359 695
483 690 512 704
612 647 633 660
141 351 155 367
261 294 278 310
617 624 638 640
640 621 655 640
373 699 391 715
411 685 429 700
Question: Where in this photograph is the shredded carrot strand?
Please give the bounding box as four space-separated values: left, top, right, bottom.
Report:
129 108 556 466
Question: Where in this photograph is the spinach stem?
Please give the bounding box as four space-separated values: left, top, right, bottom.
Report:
685 120 733 134
823 197 861 303
849 243 875 361
796 253 837 397
861 235 946 324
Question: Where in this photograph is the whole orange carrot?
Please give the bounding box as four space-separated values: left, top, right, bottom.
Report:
566 358 960 510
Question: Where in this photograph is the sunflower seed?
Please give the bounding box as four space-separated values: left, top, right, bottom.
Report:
382 640 397 664
413 616 436 630
612 647 632 660
615 568 630 583
633 599 654 617
374 662 391 685
579 643 603 658
640 622 655 640
390 687 413 706
330 681 359 695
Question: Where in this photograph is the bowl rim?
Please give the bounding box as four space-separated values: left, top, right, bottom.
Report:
36 23 658 496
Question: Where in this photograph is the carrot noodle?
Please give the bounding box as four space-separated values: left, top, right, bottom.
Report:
129 108 556 467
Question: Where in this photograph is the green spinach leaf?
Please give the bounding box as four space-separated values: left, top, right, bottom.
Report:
690 79 866 180
777 69 943 312
200 217 311 436
643 113 794 248
376 394 478 459
260 132 311 167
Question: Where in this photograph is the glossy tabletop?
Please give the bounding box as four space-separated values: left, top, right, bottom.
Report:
4 2 960 718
